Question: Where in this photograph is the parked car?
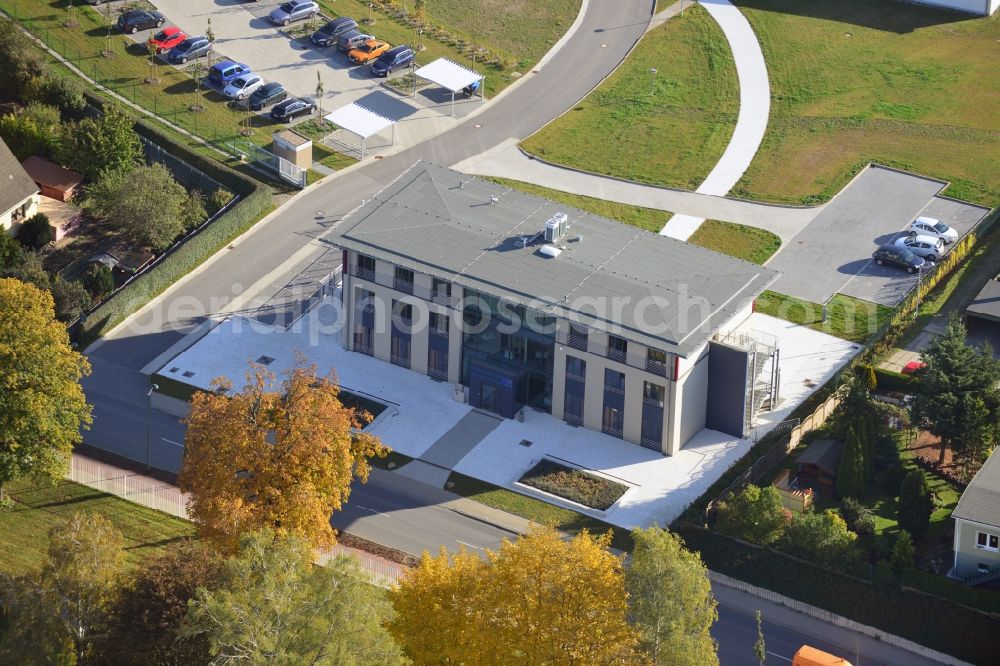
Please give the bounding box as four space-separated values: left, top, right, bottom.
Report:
84 0 110 5
311 17 358 46
208 60 251 86
894 233 944 261
116 10 165 34
348 38 391 64
223 73 265 100
909 216 958 244
337 29 371 53
168 36 212 64
271 97 318 121
147 27 186 54
248 82 288 111
269 0 319 26
370 45 415 77
872 245 927 273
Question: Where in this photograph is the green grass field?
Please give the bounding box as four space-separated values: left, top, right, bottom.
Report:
688 220 781 264
487 177 672 232
520 4 739 190
732 0 1000 206
755 291 893 343
0 477 195 576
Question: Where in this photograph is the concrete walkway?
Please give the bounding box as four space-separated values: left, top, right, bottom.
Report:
453 140 816 244
456 1 787 242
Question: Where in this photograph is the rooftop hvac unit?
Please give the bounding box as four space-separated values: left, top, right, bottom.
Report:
544 212 568 242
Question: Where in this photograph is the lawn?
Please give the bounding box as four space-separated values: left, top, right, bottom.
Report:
518 459 628 511
687 220 781 264
0 477 195 576
731 0 1000 206
445 471 633 551
486 177 672 233
520 4 739 190
755 291 893 343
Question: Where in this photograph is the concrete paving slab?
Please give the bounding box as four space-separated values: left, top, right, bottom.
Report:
420 411 502 469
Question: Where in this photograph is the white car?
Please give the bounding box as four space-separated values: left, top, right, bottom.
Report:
223 74 264 100
895 234 943 261
909 216 958 244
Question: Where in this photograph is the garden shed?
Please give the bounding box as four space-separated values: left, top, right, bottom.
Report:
794 438 843 497
20 156 83 202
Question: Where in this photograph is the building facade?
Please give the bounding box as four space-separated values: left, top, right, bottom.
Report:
0 138 40 234
952 448 1000 582
334 164 779 456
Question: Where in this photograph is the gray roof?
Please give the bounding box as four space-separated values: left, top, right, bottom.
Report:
332 163 779 357
0 137 39 216
953 447 1000 528
966 277 1000 325
795 439 844 476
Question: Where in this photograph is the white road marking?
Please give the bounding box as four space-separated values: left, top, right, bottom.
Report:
161 438 184 447
357 505 392 518
766 651 792 663
456 540 485 551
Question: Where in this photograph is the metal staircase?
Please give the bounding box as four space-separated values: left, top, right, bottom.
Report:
718 329 780 436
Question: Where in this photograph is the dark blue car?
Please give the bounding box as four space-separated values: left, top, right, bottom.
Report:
370 46 415 77
872 245 927 273
168 36 212 64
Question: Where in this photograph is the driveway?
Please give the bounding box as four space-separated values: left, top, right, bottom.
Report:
766 165 989 306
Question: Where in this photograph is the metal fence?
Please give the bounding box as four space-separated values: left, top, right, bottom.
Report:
140 135 230 197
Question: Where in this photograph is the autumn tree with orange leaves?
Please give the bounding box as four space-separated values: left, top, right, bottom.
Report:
388 526 645 665
178 363 388 550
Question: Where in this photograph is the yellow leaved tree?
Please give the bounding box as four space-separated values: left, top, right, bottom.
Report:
177 362 387 550
388 526 645 665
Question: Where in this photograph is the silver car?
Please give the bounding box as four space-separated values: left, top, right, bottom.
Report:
894 233 943 261
269 0 319 26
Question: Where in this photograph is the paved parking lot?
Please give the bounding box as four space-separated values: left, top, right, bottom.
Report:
766 166 990 306
141 0 480 152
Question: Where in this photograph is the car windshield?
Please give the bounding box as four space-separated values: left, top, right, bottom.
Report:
153 31 167 41
233 78 248 88
279 2 295 12
900 249 917 262
177 40 193 50
933 222 949 233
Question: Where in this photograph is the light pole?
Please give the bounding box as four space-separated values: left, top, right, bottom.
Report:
649 67 658 96
146 383 159 472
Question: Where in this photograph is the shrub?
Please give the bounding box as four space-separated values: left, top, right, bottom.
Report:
890 531 915 575
50 276 91 323
518 459 627 511
207 188 234 216
779 509 857 566
873 367 913 394
82 263 114 300
715 485 790 546
18 213 52 250
898 470 933 541
840 498 875 537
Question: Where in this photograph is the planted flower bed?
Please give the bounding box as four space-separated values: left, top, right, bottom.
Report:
519 459 627 511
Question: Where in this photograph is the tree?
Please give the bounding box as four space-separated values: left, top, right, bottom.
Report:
100 539 225 666
898 470 934 541
206 18 216 69
626 527 718 666
82 262 114 300
909 315 1000 468
180 531 405 666
835 423 865 499
84 163 205 250
389 527 642 664
178 363 388 550
4 250 50 291
17 212 52 250
59 103 141 180
0 19 46 103
714 484 789 546
840 497 875 537
50 275 92 323
0 103 62 161
779 509 857 566
315 71 324 116
0 279 91 503
0 512 126 663
32 75 86 117
890 530 915 576
0 228 23 273
753 610 766 666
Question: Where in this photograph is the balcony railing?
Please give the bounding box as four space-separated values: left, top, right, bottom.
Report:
352 341 373 356
556 331 668 378
390 354 410 368
602 424 624 439
565 371 586 384
429 326 449 339
428 367 448 381
354 266 376 283
351 266 459 308
564 412 584 427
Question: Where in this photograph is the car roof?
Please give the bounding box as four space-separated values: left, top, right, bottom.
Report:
159 26 182 34
256 82 283 93
902 234 938 245
384 45 412 55
213 60 238 69
330 16 356 25
914 216 941 226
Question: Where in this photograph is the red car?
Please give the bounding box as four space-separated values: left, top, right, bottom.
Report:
148 27 186 54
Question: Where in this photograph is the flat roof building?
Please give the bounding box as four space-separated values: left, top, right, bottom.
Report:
331 163 781 454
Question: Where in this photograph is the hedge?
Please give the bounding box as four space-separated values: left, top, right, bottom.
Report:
77 103 273 346
873 367 914 394
676 523 1000 664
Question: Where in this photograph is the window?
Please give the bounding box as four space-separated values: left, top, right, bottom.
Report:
565 355 585 378
432 278 451 298
356 254 375 278
392 300 412 324
976 532 999 552
643 382 665 405
568 323 588 351
430 312 449 335
604 368 625 392
607 335 627 361
394 266 414 293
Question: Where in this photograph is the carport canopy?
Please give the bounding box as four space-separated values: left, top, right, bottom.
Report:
413 58 485 115
324 103 396 158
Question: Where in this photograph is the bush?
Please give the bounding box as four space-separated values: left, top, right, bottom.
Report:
18 213 52 250
81 263 114 300
715 485 790 546
873 367 914 394
50 276 91 323
840 498 875 537
898 470 933 541
676 523 1000 664
518 459 627 510
779 509 857 566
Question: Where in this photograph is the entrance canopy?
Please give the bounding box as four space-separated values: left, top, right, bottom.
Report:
413 58 485 115
324 103 396 158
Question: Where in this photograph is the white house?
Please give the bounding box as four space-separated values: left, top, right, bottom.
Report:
0 137 40 234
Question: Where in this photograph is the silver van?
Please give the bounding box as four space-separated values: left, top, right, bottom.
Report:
337 29 371 53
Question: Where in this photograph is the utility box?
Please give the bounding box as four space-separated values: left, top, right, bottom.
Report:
271 130 312 170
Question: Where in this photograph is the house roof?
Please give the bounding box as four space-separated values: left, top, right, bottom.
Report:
331 163 780 357
966 276 1000 325
20 156 83 193
0 137 40 215
953 447 1000 528
795 439 844 476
